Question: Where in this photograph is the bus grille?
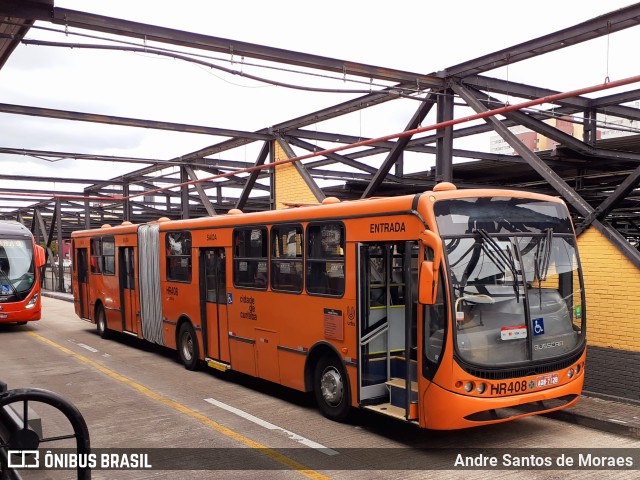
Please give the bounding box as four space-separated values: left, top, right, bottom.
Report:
456 350 584 380
464 394 578 422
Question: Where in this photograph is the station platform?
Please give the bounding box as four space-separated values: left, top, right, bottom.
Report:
546 393 640 439
40 290 640 439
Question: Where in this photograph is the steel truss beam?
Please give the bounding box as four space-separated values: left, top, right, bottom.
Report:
452 81 640 269
1 1 640 271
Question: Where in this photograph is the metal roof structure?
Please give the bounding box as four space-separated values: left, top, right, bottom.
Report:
2 1 640 270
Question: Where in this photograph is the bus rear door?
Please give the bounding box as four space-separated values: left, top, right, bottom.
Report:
119 246 137 334
199 248 229 363
75 245 90 319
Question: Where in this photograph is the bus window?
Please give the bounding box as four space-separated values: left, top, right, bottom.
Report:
306 222 345 297
233 227 268 290
166 231 192 282
90 238 102 273
102 237 115 275
271 224 303 293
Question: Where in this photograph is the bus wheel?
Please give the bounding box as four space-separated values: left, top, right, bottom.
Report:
95 306 110 339
16 322 27 326
313 356 351 422
178 323 200 371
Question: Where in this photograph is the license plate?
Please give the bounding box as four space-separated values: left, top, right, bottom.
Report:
536 373 559 388
0 313 7 319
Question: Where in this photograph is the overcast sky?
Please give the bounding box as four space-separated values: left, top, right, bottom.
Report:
0 0 638 208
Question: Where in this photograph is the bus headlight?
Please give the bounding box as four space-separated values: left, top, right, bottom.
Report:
25 293 39 309
575 364 581 374
464 381 475 393
567 368 575 379
476 383 486 394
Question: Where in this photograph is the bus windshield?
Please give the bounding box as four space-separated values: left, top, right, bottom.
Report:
434 197 586 367
0 238 36 296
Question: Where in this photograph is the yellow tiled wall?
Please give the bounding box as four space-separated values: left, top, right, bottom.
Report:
578 227 640 351
273 142 320 210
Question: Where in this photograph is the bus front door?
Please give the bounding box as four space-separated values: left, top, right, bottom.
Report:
358 242 417 412
119 247 137 334
76 247 90 319
199 248 229 363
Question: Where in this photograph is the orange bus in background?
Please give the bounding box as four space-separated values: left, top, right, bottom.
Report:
0 221 46 324
71 183 586 430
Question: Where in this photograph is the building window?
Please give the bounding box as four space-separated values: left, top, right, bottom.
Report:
271 224 303 293
233 227 268 289
166 231 192 283
306 222 345 296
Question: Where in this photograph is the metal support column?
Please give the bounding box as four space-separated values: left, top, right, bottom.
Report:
180 166 190 220
123 181 131 222
83 191 91 230
583 107 597 145
56 199 64 292
435 88 454 183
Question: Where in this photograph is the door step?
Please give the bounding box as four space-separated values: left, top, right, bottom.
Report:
206 359 230 371
386 377 418 409
364 403 418 423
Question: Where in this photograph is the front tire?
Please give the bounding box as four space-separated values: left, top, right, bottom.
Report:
178 323 200 371
313 356 351 422
95 306 110 339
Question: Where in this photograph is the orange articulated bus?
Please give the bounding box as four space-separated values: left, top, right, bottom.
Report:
0 221 46 324
71 183 586 430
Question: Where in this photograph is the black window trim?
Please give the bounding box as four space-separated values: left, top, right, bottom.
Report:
101 236 116 276
166 230 193 284
305 221 346 298
270 223 304 295
232 226 269 291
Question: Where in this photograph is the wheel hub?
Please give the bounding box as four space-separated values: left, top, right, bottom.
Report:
182 333 193 361
320 368 343 406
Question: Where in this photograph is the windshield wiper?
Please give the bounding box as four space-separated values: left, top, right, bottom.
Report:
534 228 553 282
0 268 18 296
474 228 520 302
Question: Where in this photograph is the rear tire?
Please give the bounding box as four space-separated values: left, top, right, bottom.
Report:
95 306 110 339
178 323 200 371
16 322 27 326
313 355 351 422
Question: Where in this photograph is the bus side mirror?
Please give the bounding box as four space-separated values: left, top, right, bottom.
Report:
418 229 443 305
35 245 46 268
419 261 437 304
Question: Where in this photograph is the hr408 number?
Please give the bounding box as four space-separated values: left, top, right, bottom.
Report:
490 380 527 395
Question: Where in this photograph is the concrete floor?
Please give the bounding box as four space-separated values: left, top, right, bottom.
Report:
1 297 639 480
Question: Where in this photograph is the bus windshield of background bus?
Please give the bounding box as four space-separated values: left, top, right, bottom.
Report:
0 238 36 295
434 197 585 367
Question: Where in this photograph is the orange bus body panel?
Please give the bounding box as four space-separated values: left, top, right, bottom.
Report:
421 351 586 430
70 188 586 430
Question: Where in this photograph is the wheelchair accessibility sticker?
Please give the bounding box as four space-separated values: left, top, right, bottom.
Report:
532 318 545 336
